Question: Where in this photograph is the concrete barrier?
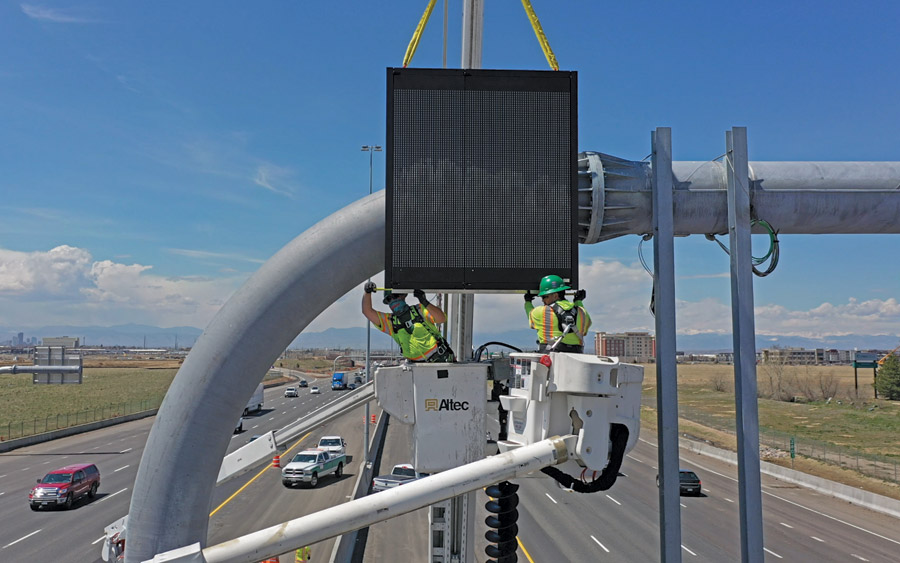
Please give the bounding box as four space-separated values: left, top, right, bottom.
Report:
328 408 389 563
680 437 900 520
0 409 158 454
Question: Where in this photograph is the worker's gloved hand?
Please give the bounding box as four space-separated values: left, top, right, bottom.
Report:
414 289 429 306
364 281 377 294
524 291 535 302
574 289 586 301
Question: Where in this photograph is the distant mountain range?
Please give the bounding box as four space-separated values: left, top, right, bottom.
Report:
3 324 897 353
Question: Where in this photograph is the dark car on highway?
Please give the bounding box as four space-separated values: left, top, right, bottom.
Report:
656 469 702 496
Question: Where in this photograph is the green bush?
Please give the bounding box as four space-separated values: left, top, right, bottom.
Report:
875 355 900 400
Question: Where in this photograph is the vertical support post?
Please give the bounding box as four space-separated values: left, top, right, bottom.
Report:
461 0 483 70
651 127 682 563
726 127 765 563
430 3 483 562
449 295 475 362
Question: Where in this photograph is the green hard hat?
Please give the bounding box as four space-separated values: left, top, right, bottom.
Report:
538 275 570 296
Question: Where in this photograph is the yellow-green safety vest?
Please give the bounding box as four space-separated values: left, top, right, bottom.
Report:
525 299 591 346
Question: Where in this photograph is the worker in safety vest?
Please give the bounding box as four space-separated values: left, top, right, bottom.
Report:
524 274 591 353
295 545 311 562
362 282 455 362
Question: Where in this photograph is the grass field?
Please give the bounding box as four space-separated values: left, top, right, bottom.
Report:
645 363 900 457
0 367 177 428
2 356 898 498
642 363 900 499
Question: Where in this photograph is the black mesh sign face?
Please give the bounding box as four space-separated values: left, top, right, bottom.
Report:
386 68 578 291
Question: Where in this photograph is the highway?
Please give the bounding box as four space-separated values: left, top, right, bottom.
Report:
474 437 900 563
0 379 368 562
2 380 899 562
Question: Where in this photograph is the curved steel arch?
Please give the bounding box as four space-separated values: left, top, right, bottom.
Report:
126 192 385 562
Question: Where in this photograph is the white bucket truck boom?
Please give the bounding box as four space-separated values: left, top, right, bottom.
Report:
374 352 643 563
499 352 643 491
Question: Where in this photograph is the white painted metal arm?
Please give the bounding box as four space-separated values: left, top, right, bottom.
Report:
201 436 572 563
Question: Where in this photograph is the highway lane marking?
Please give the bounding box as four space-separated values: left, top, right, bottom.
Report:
209 431 312 518
724 497 734 503
590 535 610 553
680 458 900 547
268 417 275 421
21 467 30 471
3 529 41 549
97 488 129 503
850 554 869 561
0 474 5 478
0 492 5 496
92 446 99 450
119 448 133 454
544 493 557 504
626 454 641 462
779 522 793 528
92 535 107 544
811 536 825 542
605 494 621 505
42 460 50 464
114 465 130 473
680 503 687 508
764 547 783 558
681 545 697 556
517 537 537 562
251 425 259 429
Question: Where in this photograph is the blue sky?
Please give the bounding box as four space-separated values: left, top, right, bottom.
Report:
1 1 898 340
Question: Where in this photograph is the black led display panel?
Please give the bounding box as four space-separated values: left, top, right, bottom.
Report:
386 68 577 291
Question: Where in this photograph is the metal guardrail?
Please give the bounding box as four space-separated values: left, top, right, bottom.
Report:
216 383 376 483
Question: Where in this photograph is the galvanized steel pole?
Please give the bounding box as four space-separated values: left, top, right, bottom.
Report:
726 128 765 562
577 154 900 242
125 192 385 563
651 128 682 563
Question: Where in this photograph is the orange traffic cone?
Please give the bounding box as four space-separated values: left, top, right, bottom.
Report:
273 454 281 468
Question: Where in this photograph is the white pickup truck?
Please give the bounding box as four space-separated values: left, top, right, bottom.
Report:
316 435 346 456
372 463 428 492
281 449 346 488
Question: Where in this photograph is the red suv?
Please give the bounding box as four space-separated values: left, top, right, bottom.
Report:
29 463 100 510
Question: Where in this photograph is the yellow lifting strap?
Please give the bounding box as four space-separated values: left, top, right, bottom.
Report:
521 0 559 71
403 0 438 68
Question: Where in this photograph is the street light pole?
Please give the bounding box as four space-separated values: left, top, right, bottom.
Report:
360 144 382 459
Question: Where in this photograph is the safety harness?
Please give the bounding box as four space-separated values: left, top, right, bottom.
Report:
544 302 584 353
390 305 455 362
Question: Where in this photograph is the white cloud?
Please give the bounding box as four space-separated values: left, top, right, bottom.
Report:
755 298 900 336
21 4 98 23
0 245 92 295
253 163 297 197
0 246 240 327
167 248 266 264
1 246 896 340
680 272 731 280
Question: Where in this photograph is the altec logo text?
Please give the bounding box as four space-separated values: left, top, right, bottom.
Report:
424 399 470 411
